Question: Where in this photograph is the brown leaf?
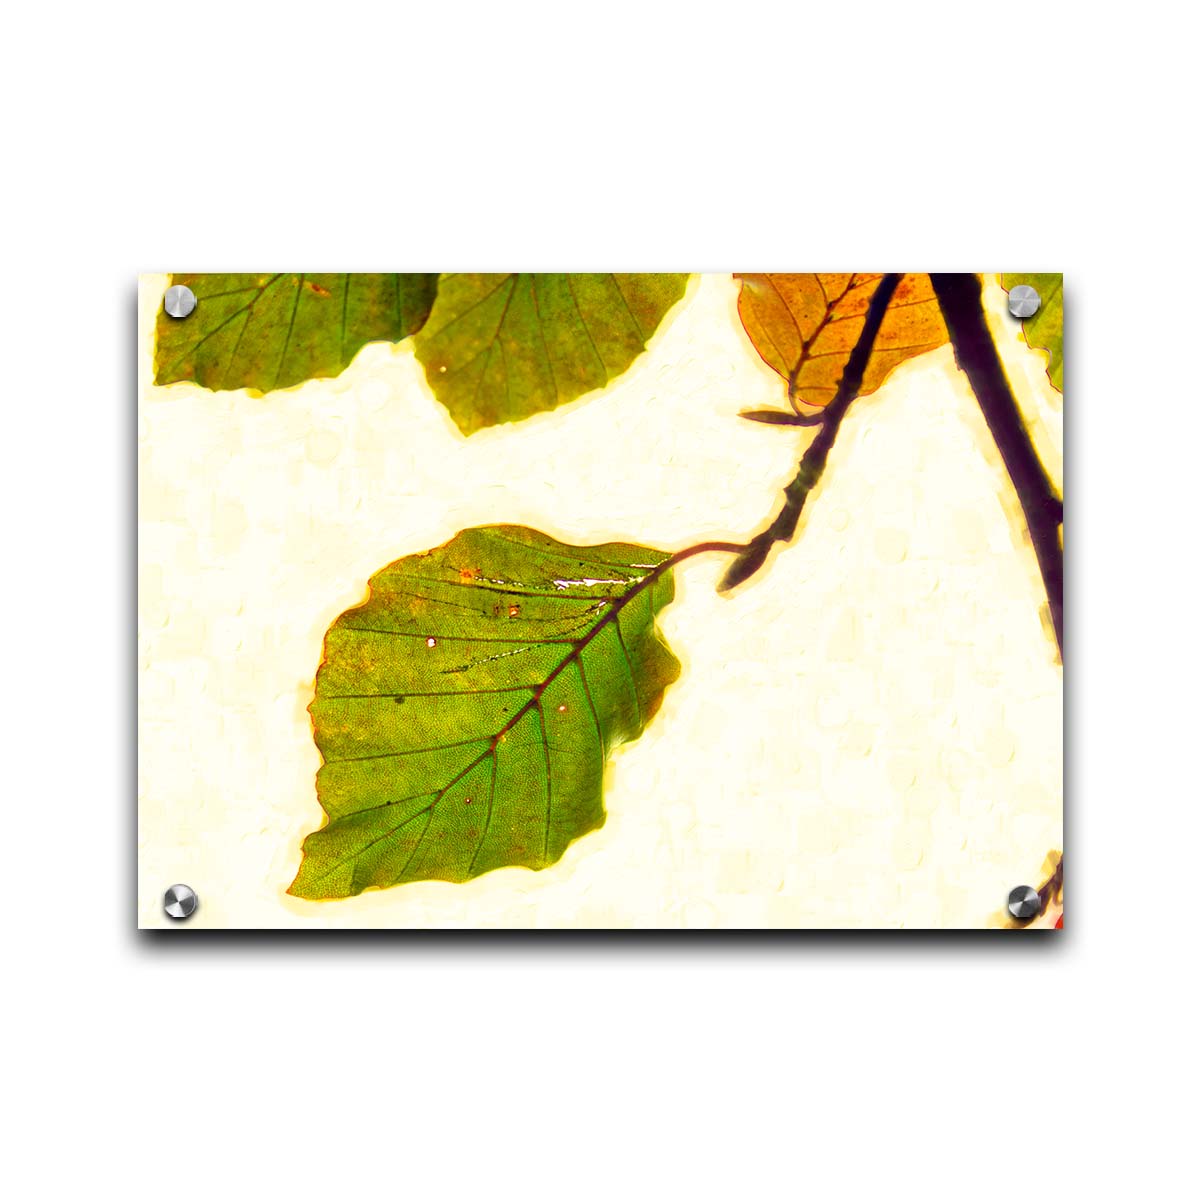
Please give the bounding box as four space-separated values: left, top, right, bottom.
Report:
734 273 948 411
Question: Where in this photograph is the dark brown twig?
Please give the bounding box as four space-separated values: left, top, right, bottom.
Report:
718 274 904 592
1037 856 1064 911
929 274 1064 658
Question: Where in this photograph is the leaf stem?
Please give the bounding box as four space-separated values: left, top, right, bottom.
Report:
928 274 1064 658
663 540 747 569
717 274 905 592
739 409 827 427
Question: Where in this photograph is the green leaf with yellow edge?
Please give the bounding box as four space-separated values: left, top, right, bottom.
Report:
289 526 682 899
735 273 948 412
154 273 438 393
411 273 689 434
1002 273 1063 393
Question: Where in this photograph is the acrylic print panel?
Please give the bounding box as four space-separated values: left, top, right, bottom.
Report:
137 273 1063 930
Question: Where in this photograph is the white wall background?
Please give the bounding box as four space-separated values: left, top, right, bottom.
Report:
3 1 1196 1198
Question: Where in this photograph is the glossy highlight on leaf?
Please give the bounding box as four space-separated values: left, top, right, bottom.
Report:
1002 273 1063 393
289 526 681 899
412 273 689 434
154 273 438 393
734 273 947 411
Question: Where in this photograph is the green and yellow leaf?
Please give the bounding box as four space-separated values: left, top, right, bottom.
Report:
290 526 681 899
1002 273 1063 393
735 273 948 410
412 273 689 434
154 273 438 393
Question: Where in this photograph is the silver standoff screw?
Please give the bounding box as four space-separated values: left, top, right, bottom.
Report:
1007 884 1042 921
1008 284 1041 319
163 284 197 319
164 883 198 920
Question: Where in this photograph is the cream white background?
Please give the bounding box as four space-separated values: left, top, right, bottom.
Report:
4 2 1196 1199
139 273 1062 928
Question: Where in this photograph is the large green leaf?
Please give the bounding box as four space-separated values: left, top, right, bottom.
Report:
289 526 681 899
411 273 689 433
1001 273 1063 392
154 273 438 393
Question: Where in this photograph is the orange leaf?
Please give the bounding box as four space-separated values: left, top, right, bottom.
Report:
735 273 948 411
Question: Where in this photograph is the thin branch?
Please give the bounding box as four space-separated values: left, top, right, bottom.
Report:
1037 855 1064 911
929 274 1064 658
718 274 904 592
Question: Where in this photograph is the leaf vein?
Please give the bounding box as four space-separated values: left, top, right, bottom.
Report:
274 275 303 389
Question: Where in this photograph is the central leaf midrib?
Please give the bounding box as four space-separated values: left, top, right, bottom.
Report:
484 561 662 748
326 557 669 858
